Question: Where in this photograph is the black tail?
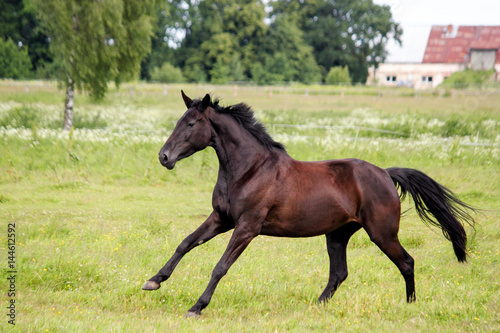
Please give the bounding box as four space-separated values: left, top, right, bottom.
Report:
386 167 476 262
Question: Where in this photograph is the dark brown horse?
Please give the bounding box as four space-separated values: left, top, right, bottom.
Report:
143 91 475 317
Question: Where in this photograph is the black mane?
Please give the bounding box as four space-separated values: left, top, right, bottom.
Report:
191 97 286 151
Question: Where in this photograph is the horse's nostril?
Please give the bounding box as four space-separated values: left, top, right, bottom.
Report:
159 152 169 164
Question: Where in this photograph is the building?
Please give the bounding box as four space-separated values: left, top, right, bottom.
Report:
368 25 500 88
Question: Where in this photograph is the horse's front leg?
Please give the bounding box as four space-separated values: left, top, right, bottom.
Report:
185 221 259 317
143 211 231 290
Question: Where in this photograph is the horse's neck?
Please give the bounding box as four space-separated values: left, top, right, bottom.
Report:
209 112 274 181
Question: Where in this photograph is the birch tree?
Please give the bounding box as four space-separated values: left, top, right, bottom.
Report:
34 0 156 130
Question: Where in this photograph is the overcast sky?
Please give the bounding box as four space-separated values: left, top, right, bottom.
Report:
373 0 500 26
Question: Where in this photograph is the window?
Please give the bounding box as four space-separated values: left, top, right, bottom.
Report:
422 76 433 83
386 75 396 82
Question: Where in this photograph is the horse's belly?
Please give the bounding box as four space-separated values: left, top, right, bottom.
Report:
260 195 354 237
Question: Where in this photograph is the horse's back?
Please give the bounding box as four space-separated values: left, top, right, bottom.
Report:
322 158 400 211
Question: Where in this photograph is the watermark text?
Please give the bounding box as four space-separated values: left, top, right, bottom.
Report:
7 223 16 325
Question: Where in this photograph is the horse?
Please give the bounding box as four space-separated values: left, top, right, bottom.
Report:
143 91 476 317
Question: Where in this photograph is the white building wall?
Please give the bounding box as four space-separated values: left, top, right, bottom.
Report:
368 63 465 89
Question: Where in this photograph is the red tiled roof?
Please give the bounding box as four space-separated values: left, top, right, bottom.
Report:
423 25 500 64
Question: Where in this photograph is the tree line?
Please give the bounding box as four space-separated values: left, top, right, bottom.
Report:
1 0 400 129
2 0 400 85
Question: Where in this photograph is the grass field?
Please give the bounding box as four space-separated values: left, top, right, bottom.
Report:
0 81 499 332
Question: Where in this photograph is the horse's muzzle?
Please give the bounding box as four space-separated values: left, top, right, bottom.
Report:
159 151 176 170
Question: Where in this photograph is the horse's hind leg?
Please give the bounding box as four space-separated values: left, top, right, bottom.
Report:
363 213 416 302
319 222 362 303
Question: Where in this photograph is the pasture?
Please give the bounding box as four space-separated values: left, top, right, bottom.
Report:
0 81 499 332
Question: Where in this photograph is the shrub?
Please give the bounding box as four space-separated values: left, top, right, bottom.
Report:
229 55 245 82
210 57 231 84
0 105 107 130
299 57 322 84
250 63 267 85
35 60 63 80
150 62 185 83
250 53 295 85
0 106 42 128
72 111 108 129
440 69 495 88
325 66 352 86
183 64 207 83
0 38 32 79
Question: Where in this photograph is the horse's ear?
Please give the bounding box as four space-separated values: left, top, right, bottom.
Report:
181 90 192 108
201 93 211 111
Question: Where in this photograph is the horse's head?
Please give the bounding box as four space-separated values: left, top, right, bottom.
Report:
159 91 213 169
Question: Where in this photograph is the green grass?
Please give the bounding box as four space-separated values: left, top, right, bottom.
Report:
0 81 499 332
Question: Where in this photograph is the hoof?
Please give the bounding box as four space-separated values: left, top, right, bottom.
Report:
142 280 160 291
184 311 201 319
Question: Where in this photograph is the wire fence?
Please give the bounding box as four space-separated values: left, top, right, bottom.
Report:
270 124 499 149
272 123 409 136
271 133 499 149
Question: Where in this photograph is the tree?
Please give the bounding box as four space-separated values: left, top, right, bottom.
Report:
261 15 321 83
250 53 294 84
0 38 31 79
0 0 23 43
210 56 231 84
201 32 238 77
0 0 52 75
34 0 156 130
229 54 245 82
272 0 401 83
140 1 180 80
180 0 267 82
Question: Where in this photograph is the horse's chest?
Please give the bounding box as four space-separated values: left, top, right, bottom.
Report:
212 184 263 223
212 184 232 220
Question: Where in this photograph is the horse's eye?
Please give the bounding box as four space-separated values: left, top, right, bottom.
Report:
187 122 195 127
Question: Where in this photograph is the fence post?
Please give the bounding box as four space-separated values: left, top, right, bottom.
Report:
474 131 480 155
